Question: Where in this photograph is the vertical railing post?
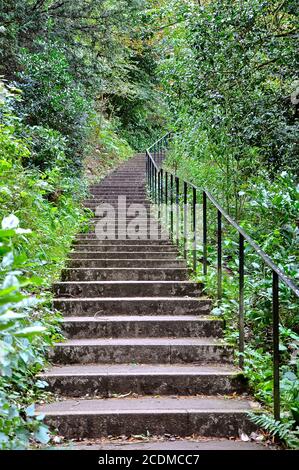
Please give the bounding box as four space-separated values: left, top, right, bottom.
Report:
203 191 207 275
183 182 188 259
239 234 245 369
217 210 222 301
151 162 154 199
154 167 157 204
146 152 148 186
192 187 197 273
175 177 180 246
170 174 174 242
165 171 168 228
149 159 152 197
160 169 163 227
273 271 280 421
158 170 161 221
159 141 161 166
160 169 164 205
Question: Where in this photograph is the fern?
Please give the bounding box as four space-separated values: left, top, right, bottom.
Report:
249 412 299 449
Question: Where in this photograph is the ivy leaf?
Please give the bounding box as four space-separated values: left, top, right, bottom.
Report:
1 252 14 268
2 275 20 290
34 425 50 445
25 404 35 417
15 325 47 337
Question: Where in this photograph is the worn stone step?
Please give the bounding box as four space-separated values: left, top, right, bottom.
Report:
50 337 232 364
60 315 222 339
85 202 153 207
86 195 148 199
77 229 164 238
74 237 170 242
73 239 172 245
96 177 145 181
54 280 203 298
61 268 189 282
84 197 149 202
37 396 258 439
70 244 178 252
71 440 269 451
91 185 144 189
96 184 146 187
86 207 151 212
81 221 163 227
84 199 150 204
67 259 186 268
69 251 179 260
40 364 247 397
89 191 147 195
88 217 159 222
82 230 168 237
53 296 211 316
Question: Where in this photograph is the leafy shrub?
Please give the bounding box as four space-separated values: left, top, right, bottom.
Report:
16 42 92 170
0 80 88 449
0 215 54 449
25 126 68 172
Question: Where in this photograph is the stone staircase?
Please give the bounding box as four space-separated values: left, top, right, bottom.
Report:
38 154 258 441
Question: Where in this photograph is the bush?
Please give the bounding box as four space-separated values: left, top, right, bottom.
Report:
16 42 92 169
0 81 88 449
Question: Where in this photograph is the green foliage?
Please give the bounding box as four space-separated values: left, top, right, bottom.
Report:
84 116 134 182
0 81 88 448
157 0 298 210
0 216 54 449
17 43 91 169
250 413 299 449
191 174 299 447
25 126 68 171
0 0 166 450
0 1 165 164
153 0 299 447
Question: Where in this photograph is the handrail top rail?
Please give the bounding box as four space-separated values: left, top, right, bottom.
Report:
147 131 171 152
146 131 172 170
146 135 299 298
146 149 159 171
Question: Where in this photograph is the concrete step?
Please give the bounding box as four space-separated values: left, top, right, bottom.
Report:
77 230 165 238
50 337 232 365
89 191 147 195
40 364 247 397
91 186 145 190
73 239 172 245
84 198 149 203
67 259 186 268
84 199 150 204
97 182 146 185
84 207 153 212
77 236 169 240
53 296 211 316
83 224 166 230
54 280 203 297
37 396 258 439
60 315 223 339
95 177 145 180
64 439 270 451
85 203 153 208
73 237 170 242
61 268 189 282
69 251 179 259
88 218 161 224
70 244 179 252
